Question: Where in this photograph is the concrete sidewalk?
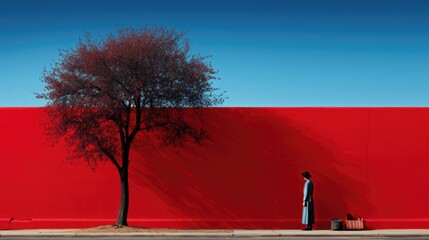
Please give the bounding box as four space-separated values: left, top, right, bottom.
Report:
1 229 429 238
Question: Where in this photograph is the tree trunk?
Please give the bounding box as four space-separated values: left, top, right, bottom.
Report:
116 162 129 226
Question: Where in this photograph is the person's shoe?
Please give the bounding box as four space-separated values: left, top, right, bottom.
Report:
302 227 312 231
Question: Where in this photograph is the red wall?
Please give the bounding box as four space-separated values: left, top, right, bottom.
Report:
1 107 429 229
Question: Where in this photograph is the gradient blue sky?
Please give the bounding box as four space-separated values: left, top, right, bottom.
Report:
1 0 428 106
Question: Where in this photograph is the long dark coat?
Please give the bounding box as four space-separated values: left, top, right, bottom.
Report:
302 179 315 225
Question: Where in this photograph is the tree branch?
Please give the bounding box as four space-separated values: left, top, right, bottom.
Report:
118 123 127 146
86 131 122 173
101 149 122 172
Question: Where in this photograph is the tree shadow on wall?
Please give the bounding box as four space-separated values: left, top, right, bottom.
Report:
129 108 373 229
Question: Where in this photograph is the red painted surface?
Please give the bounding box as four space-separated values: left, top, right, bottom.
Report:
1 107 429 229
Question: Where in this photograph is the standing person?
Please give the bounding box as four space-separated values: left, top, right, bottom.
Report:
302 171 314 230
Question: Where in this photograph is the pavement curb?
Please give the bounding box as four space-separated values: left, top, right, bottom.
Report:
1 229 429 238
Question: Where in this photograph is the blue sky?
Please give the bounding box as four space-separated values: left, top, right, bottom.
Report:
1 0 428 106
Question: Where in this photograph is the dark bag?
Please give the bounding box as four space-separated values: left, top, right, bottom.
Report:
331 219 343 231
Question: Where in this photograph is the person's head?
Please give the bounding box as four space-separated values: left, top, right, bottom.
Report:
301 171 311 180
